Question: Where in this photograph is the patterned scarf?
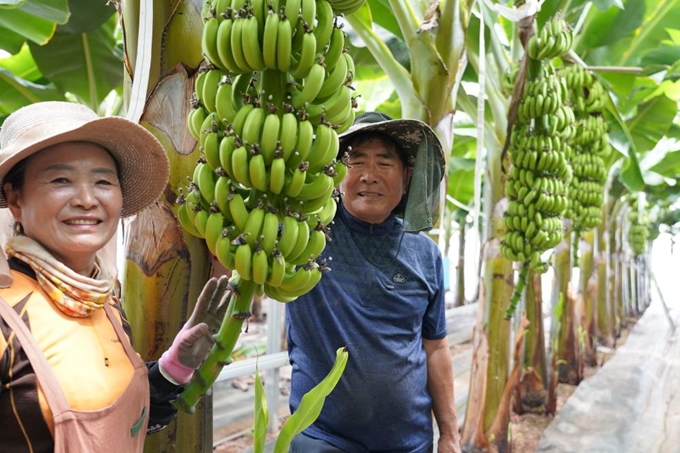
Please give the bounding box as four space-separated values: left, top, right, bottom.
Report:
5 235 116 318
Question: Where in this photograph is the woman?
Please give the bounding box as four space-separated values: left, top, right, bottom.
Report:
0 101 228 452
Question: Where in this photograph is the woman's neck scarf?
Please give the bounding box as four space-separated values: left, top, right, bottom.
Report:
5 235 116 318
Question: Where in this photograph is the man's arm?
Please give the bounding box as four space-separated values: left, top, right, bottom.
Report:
423 337 462 453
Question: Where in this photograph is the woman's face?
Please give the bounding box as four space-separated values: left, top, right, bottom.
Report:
4 142 123 275
339 136 410 224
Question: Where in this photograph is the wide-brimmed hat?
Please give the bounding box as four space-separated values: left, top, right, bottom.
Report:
338 111 447 232
338 111 446 173
0 101 169 217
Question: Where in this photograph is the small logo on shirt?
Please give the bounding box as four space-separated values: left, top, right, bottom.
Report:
392 273 406 283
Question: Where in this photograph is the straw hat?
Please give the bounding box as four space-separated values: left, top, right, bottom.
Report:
338 111 446 175
0 101 169 217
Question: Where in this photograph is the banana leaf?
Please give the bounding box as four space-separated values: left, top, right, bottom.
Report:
273 347 349 453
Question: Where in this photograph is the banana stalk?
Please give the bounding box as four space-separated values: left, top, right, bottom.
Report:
173 277 258 413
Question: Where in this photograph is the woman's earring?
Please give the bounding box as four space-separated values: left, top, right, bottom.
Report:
14 221 23 236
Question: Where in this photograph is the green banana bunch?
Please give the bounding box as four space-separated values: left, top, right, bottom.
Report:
526 15 573 61
174 0 361 413
626 194 650 256
560 64 611 238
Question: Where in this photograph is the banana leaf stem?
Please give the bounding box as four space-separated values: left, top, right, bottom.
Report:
505 261 529 320
572 229 580 268
173 278 258 413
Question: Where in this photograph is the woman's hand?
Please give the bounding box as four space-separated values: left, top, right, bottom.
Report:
159 275 231 384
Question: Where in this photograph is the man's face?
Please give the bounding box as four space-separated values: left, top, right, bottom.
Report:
339 136 409 224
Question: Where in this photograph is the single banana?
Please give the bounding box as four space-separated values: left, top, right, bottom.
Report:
231 144 252 188
300 182 334 215
263 282 298 302
234 241 253 280
177 202 203 238
283 164 308 198
251 246 269 285
269 153 287 194
277 265 312 293
216 18 242 73
290 62 326 110
317 196 337 225
260 111 280 165
299 0 316 27
231 103 255 138
242 105 266 146
286 119 313 169
193 208 210 237
193 161 217 204
307 124 338 173
276 16 293 72
296 173 334 201
249 151 269 192
289 30 317 80
241 15 267 71
214 175 234 220
285 218 310 263
203 131 222 171
267 250 287 288
204 208 226 256
188 106 208 141
313 0 334 55
262 10 280 69
260 209 280 255
316 51 348 99
219 134 237 179
332 160 348 186
202 16 228 71
215 228 237 269
215 78 238 124
289 223 327 265
228 190 250 231
279 110 298 160
323 26 345 70
230 16 251 72
278 214 299 258
242 200 266 247
200 68 224 114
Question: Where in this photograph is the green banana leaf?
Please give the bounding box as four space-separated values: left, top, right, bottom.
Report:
27 13 122 109
0 0 70 48
0 67 64 116
273 347 349 453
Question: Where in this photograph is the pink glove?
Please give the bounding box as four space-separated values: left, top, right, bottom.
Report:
159 275 231 384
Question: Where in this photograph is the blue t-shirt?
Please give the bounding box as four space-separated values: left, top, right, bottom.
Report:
285 204 447 453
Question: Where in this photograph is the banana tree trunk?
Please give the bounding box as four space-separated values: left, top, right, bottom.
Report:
596 213 614 347
120 1 213 451
461 167 514 452
455 210 468 307
578 230 597 367
516 269 548 414
551 230 581 385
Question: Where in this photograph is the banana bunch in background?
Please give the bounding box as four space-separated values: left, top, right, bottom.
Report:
561 65 611 234
527 15 573 61
626 194 650 257
179 0 361 302
502 68 574 273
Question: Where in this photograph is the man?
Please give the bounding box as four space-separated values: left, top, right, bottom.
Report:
286 112 462 453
